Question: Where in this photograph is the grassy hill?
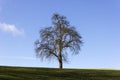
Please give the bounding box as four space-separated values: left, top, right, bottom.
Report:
0 66 120 80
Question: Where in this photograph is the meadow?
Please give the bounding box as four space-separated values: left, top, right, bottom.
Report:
0 66 120 80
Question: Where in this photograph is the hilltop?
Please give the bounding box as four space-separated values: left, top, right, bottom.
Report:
0 66 120 80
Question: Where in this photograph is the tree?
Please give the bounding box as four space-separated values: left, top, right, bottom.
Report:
35 13 83 69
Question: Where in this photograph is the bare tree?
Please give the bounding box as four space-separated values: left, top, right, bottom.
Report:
35 13 83 69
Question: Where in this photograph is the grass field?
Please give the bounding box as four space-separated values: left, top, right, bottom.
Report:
0 66 120 80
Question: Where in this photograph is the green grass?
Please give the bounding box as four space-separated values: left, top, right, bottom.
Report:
0 66 120 80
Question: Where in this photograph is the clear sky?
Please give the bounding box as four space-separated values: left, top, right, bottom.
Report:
0 0 120 69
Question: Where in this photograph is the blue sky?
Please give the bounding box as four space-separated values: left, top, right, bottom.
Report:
0 0 120 69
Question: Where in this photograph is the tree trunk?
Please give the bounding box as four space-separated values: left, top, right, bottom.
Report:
58 24 63 69
58 58 63 69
